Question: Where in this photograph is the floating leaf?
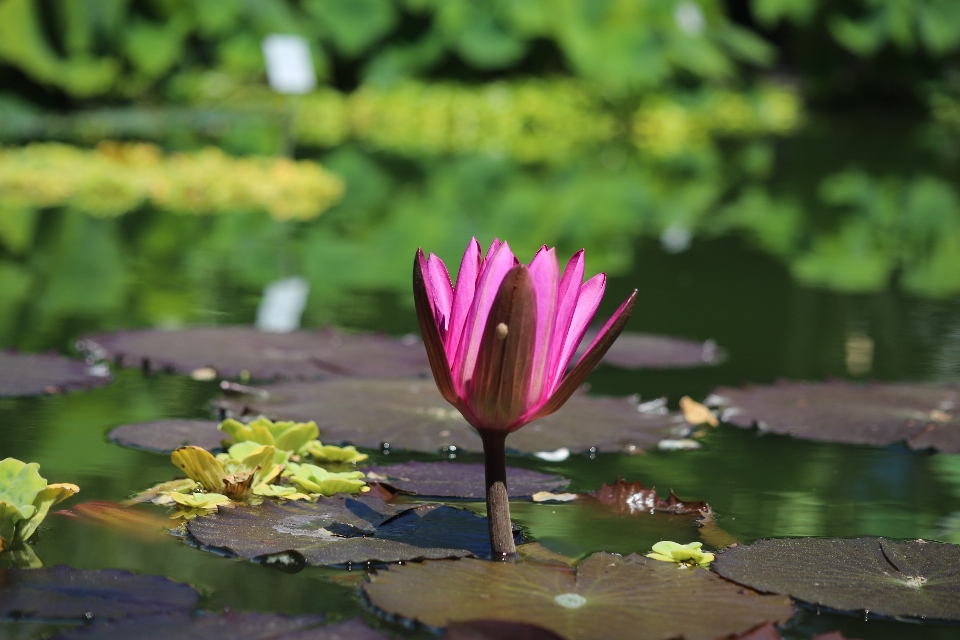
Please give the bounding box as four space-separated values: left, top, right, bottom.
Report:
301 441 369 464
443 620 566 640
589 477 707 515
187 495 518 566
364 553 793 640
680 396 719 427
219 416 319 453
362 462 568 499
0 351 108 397
0 458 78 551
0 566 199 620
107 420 225 453
170 445 278 500
216 378 688 454
49 613 390 639
711 381 960 452
531 492 578 503
713 537 960 621
79 327 429 380
283 462 367 496
575 330 725 369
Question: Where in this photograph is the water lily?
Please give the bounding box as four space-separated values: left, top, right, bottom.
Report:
414 238 636 556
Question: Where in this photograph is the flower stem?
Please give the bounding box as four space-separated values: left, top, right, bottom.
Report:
479 429 516 559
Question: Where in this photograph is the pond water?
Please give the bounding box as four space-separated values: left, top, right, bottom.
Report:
2 113 960 639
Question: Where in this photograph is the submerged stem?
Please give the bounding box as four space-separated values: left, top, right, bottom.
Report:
479 429 516 559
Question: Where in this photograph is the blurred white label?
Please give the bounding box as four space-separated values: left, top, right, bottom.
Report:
256 277 309 333
674 1 706 36
262 35 316 94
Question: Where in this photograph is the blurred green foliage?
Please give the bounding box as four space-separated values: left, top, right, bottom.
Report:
0 0 776 99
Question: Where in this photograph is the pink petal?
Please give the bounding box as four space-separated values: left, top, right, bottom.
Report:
545 250 584 391
525 246 559 406
551 273 605 393
413 249 458 405
444 238 481 362
426 253 453 340
527 289 637 423
464 266 537 431
453 241 515 386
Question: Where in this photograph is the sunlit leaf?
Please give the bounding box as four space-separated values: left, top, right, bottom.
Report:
187 495 520 566
80 327 429 380
364 552 793 639
363 461 567 498
711 381 960 452
714 537 960 621
216 378 688 454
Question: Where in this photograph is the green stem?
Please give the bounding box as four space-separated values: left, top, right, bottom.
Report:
480 429 516 559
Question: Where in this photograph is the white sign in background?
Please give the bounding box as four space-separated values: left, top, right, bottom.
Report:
261 34 317 94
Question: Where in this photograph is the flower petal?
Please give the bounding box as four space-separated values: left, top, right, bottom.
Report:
426 253 453 340
551 273 605 391
413 249 458 404
525 246 559 406
445 238 481 362
545 250 585 390
464 265 537 431
454 241 515 385
529 289 637 421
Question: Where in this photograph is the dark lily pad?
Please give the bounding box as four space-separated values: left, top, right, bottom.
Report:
50 613 388 640
215 378 688 454
187 495 519 566
107 420 225 453
713 537 960 621
0 351 109 398
363 461 568 498
364 552 793 640
577 330 725 369
589 477 708 515
443 620 566 640
78 327 429 381
0 565 199 621
711 381 960 452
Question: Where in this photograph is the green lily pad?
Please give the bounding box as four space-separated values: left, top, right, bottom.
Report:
215 378 687 454
364 552 794 640
49 613 388 639
0 565 199 620
711 381 960 452
363 461 568 498
0 351 109 398
576 330 725 369
187 495 520 566
79 327 429 381
107 420 225 453
712 537 960 621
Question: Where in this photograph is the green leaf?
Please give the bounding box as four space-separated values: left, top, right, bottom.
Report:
284 462 366 496
364 552 794 639
305 0 398 58
0 458 46 523
17 483 80 542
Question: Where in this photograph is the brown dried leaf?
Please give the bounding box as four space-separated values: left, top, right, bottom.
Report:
589 477 708 515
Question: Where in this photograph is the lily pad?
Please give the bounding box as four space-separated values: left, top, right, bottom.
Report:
589 477 708 515
0 351 109 398
443 620 565 640
107 420 225 453
50 613 389 639
712 537 960 621
577 330 725 369
364 552 793 640
78 327 429 381
187 495 519 566
0 565 199 620
215 378 687 454
711 381 960 452
363 462 568 498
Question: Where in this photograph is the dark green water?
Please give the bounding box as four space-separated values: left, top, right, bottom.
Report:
2 113 960 638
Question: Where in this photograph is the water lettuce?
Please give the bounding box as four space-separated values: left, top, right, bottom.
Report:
299 441 368 464
283 462 367 497
0 457 79 552
219 416 319 453
170 445 281 500
647 541 715 568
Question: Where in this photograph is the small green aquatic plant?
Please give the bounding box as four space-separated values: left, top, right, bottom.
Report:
647 541 715 568
283 462 367 497
220 416 369 464
0 457 79 552
171 444 281 500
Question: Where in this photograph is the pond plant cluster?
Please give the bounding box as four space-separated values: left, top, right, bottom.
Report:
2 239 960 640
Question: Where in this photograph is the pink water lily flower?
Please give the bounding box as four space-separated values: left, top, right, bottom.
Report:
413 238 637 434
